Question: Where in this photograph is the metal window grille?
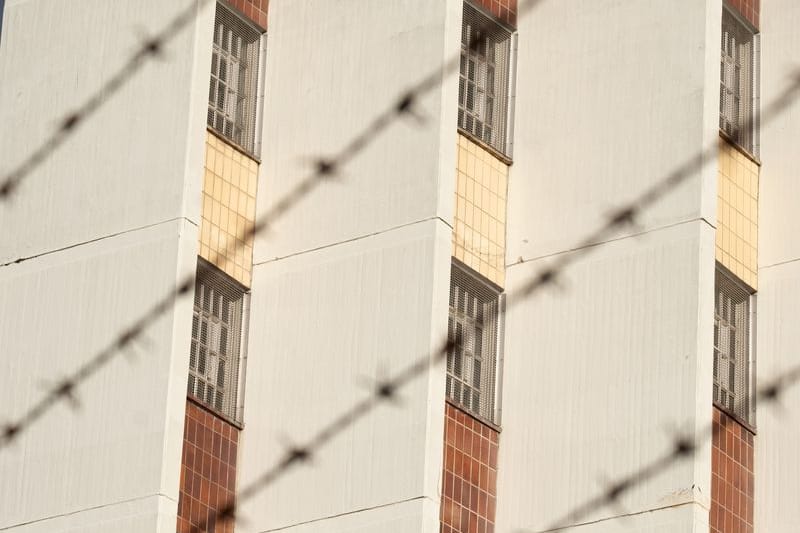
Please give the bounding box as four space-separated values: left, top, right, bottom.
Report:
188 260 249 422
720 7 759 156
713 266 755 427
207 1 262 155
458 2 513 156
446 263 504 424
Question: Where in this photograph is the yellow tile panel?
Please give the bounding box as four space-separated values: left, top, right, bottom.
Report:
199 131 260 287
452 134 509 288
716 141 759 289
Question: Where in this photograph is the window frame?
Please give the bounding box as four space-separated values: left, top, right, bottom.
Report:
188 259 250 424
713 264 757 431
458 1 517 160
719 4 760 158
446 261 505 426
207 0 267 158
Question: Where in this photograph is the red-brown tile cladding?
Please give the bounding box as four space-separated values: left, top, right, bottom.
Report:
726 0 759 29
710 407 754 533
473 0 517 28
441 403 499 533
225 0 268 30
177 399 239 533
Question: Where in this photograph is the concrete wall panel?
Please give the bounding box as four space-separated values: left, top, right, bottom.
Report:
0 0 211 262
239 2 463 531
0 219 196 532
498 1 724 530
755 1 800 530
253 0 460 263
507 0 722 264
498 222 714 532
241 219 451 532
0 1 213 530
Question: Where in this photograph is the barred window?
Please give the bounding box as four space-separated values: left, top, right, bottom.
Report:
713 266 755 427
208 1 263 155
720 6 759 155
188 260 249 422
458 2 514 156
446 263 504 424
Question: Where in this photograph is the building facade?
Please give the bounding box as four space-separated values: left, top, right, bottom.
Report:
1 1 800 532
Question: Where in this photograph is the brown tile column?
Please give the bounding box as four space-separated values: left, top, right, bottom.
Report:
726 0 759 29
710 408 755 533
441 404 499 533
472 0 517 28
177 400 240 533
224 0 268 30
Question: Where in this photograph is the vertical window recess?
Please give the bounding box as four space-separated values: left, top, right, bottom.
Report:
458 2 514 157
720 6 759 156
446 263 504 425
189 260 249 422
713 265 755 428
207 1 263 155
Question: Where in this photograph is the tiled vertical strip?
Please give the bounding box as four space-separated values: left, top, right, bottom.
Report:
453 135 509 288
472 0 517 28
199 132 258 287
179 0 265 526
178 136 258 533
726 0 759 29
447 43 510 528
441 404 499 533
716 140 759 289
177 401 239 533
224 0 268 30
710 407 754 533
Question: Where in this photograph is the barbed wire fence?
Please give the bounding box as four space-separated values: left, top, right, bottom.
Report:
0 0 544 451
1 0 799 532
187 66 800 533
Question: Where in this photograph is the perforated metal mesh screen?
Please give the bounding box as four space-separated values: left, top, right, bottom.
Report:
208 1 262 155
720 7 758 156
713 267 755 426
188 260 249 422
446 263 503 424
458 2 512 156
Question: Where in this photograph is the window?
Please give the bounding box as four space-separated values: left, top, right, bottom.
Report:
446 263 504 424
207 1 263 155
720 6 759 155
188 260 249 422
713 266 755 427
458 2 514 156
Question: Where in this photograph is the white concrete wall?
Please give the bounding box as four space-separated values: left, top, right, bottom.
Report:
498 0 723 531
754 1 800 530
0 0 212 531
239 1 461 532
